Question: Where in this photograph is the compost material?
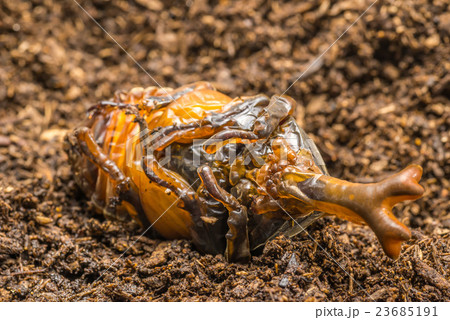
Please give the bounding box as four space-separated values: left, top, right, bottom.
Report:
0 0 449 301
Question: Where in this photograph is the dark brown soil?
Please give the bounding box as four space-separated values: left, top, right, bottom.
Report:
0 0 449 301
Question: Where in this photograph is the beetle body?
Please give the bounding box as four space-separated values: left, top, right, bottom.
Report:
66 82 424 262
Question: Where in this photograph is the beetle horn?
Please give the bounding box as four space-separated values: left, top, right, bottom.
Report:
279 164 424 259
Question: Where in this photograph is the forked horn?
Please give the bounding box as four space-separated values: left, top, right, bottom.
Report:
280 165 424 259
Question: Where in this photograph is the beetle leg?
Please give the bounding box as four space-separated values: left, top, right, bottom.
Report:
134 117 202 218
151 125 216 152
149 94 271 153
204 94 269 129
191 185 229 256
198 165 251 263
253 95 296 138
141 156 200 214
203 129 259 154
67 127 149 226
201 95 271 154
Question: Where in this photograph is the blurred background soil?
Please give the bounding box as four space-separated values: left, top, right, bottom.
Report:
0 0 449 301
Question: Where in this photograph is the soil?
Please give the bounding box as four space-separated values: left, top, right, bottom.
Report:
0 0 449 301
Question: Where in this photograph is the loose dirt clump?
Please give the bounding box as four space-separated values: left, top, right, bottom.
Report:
0 0 448 301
